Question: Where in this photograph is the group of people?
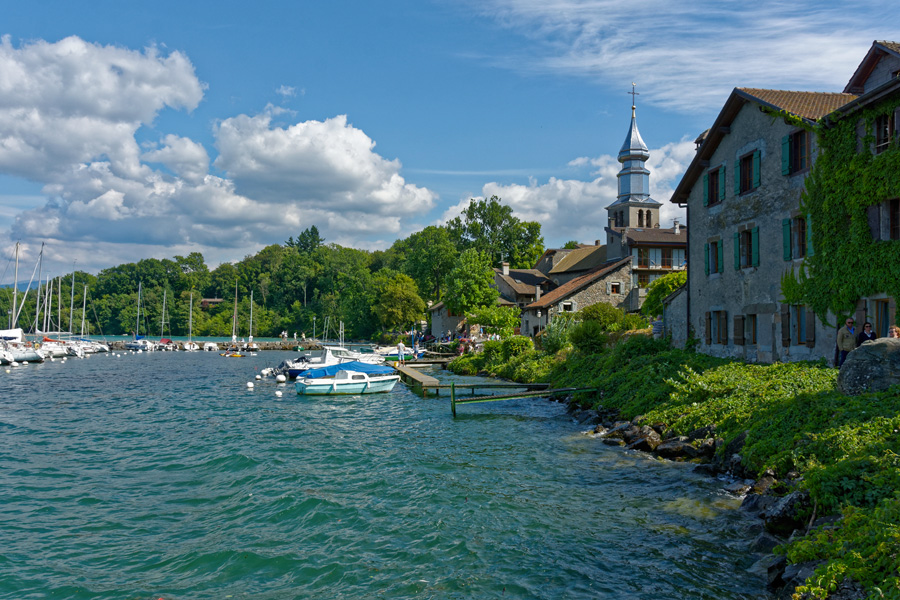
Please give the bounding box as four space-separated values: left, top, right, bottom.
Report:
836 318 900 367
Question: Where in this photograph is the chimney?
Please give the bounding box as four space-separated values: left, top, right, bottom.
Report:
534 284 541 301
501 262 509 276
674 220 681 235
595 239 602 246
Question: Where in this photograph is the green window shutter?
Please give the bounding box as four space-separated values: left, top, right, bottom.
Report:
719 165 726 201
751 227 760 266
782 218 792 261
717 240 724 273
752 150 761 188
704 243 710 275
806 214 814 256
734 159 741 194
733 232 741 270
781 135 791 175
703 173 709 206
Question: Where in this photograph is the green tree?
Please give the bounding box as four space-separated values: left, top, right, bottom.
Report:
374 273 425 332
467 304 520 338
563 240 581 249
641 271 687 318
286 225 325 254
403 226 457 301
446 196 544 269
443 249 499 316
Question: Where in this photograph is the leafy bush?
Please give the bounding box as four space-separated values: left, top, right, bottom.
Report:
578 302 624 331
622 312 650 331
568 320 610 354
641 270 686 318
481 340 503 366
501 335 533 362
541 316 574 355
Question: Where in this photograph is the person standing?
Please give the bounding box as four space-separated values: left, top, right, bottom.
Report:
836 318 856 367
397 340 406 365
856 321 877 347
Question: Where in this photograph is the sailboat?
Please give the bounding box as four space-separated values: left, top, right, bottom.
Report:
221 281 244 357
183 292 200 351
124 282 154 351
242 290 259 351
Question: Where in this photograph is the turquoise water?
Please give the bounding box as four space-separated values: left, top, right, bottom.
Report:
0 352 767 599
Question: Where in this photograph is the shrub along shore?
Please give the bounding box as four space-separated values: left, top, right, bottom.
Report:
449 333 900 599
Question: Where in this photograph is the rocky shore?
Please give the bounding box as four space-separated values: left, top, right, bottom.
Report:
570 404 866 600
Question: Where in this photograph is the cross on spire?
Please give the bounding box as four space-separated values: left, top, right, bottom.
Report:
629 82 639 117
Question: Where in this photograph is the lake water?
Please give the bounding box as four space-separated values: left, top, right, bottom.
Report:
0 351 767 599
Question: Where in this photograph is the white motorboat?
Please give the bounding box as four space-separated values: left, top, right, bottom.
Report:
203 342 219 352
295 369 400 396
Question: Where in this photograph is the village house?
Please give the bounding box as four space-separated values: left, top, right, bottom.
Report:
669 88 854 361
493 262 554 308
520 257 633 337
537 243 608 287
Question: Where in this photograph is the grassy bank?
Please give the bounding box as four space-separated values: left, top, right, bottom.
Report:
449 334 900 598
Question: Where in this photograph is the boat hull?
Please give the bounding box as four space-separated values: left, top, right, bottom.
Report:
295 374 400 396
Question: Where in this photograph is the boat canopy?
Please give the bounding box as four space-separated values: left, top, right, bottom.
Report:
301 360 395 379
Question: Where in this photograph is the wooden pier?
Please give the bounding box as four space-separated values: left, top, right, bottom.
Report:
394 364 550 398
449 383 597 417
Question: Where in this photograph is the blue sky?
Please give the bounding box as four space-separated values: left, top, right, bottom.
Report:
0 0 893 275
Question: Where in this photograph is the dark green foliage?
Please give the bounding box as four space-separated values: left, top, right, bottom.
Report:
446 195 544 269
501 335 533 361
578 302 623 329
568 320 610 354
641 271 686 318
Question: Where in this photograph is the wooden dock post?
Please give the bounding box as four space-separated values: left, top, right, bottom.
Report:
450 383 456 418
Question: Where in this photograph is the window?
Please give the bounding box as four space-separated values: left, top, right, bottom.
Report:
704 167 724 206
611 282 621 294
637 248 650 268
637 272 650 288
783 216 810 260
735 151 760 194
781 304 816 348
638 210 644 227
746 314 758 345
874 299 890 338
661 248 673 268
875 113 894 154
561 302 574 312
705 240 723 275
706 311 728 345
891 199 900 240
782 130 810 175
646 212 652 228
733 227 760 269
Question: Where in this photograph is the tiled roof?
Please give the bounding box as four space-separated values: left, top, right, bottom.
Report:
493 268 552 295
526 258 631 310
548 245 607 274
737 88 856 120
845 41 900 94
615 226 688 245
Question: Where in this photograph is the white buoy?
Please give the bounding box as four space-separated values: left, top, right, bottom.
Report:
10 361 19 367
255 374 262 380
275 390 283 398
276 374 286 384
247 381 254 389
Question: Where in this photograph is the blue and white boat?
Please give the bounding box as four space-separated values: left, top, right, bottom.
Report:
294 361 400 396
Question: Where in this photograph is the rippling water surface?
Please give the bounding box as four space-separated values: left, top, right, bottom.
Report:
0 351 767 599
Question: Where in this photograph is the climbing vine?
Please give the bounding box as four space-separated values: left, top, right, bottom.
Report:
781 96 900 325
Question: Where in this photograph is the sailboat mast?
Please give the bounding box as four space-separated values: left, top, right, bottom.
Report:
81 284 87 336
69 260 76 334
232 279 238 341
189 292 193 343
136 281 142 338
249 290 254 339
12 242 18 327
160 289 167 339
34 243 44 334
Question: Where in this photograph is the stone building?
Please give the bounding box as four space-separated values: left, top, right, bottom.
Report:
669 87 854 361
539 243 607 286
520 258 632 337
427 301 465 339
605 100 687 311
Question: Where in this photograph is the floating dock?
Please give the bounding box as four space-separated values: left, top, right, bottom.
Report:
449 383 598 417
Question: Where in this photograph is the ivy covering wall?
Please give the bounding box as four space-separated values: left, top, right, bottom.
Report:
782 95 900 324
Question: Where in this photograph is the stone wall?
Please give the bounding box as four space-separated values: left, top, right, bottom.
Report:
686 100 834 363
663 286 688 348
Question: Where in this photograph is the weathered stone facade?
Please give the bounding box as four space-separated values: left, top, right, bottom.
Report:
670 88 852 362
662 285 688 348
427 302 465 339
521 258 632 336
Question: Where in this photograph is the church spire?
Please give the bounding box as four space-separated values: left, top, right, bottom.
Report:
612 83 655 206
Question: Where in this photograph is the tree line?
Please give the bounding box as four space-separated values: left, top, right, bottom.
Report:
1 197 544 341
